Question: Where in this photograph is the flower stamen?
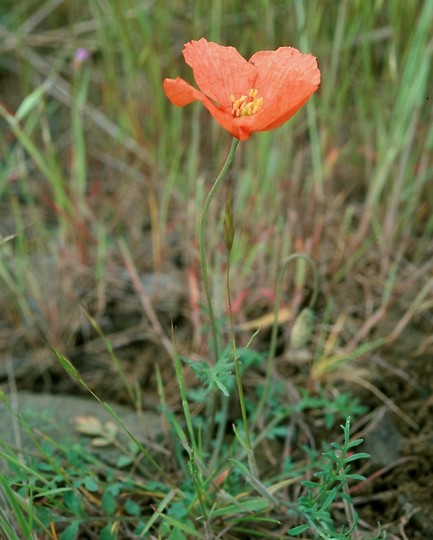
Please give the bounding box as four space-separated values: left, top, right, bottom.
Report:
230 88 263 117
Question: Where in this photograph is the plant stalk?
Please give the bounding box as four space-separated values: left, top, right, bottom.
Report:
199 137 239 363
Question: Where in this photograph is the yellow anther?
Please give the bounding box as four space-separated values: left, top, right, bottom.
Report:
230 88 263 117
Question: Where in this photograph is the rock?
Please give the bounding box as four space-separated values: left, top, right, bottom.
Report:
0 391 163 472
363 408 402 467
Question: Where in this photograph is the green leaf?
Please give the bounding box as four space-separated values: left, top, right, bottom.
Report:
228 459 277 504
63 491 82 515
321 487 337 511
181 354 233 396
157 514 201 538
232 424 248 450
228 458 250 477
60 520 80 540
168 528 187 540
168 501 188 519
102 489 116 515
125 498 141 516
84 476 99 492
302 480 320 489
288 523 310 535
345 473 367 482
209 498 269 518
322 450 340 462
347 438 364 448
52 349 81 381
15 83 48 121
345 452 370 463
116 455 134 468
100 525 116 540
0 474 34 536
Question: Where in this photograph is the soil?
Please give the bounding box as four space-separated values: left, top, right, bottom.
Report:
355 342 433 539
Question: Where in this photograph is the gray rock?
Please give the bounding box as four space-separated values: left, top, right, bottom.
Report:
363 408 402 466
0 391 163 472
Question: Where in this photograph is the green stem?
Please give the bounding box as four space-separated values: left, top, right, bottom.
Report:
226 254 258 477
173 345 198 453
199 137 239 363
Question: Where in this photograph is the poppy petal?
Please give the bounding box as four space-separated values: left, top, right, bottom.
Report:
247 47 320 131
163 77 204 106
163 77 251 140
182 38 257 107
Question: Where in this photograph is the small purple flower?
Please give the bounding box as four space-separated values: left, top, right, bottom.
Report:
72 48 91 70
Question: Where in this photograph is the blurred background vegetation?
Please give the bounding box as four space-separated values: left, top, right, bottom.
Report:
0 0 432 394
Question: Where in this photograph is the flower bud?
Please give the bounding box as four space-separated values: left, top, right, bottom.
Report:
290 307 315 350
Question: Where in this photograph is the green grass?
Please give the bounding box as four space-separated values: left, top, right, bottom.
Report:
1 0 432 538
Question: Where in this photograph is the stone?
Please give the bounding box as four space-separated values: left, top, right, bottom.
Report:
0 391 163 472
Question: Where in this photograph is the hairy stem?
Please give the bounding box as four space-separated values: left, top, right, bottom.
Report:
199 137 239 363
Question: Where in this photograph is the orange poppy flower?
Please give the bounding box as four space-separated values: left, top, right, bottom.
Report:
163 38 320 141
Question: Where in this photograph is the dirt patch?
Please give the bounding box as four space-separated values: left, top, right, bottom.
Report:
350 337 433 538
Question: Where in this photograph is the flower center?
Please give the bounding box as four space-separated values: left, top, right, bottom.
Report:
230 88 263 117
